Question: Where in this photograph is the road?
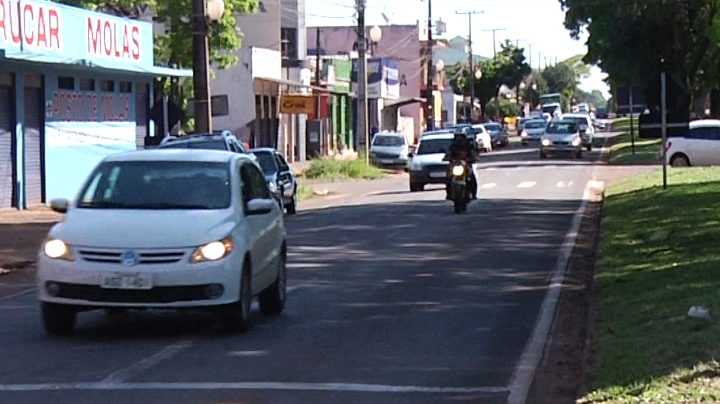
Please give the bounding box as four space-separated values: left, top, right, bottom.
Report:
0 136 628 404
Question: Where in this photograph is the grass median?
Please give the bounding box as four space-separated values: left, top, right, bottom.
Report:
582 167 720 403
302 157 385 181
608 132 661 165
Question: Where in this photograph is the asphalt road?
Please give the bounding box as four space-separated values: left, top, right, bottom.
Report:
0 138 621 404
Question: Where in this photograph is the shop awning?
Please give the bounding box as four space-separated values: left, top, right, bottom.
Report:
2 51 192 77
383 96 426 109
256 76 357 97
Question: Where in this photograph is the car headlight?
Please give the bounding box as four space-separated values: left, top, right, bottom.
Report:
190 236 234 263
521 131 528 137
43 239 75 261
542 139 551 146
267 181 277 193
572 138 581 146
452 165 464 176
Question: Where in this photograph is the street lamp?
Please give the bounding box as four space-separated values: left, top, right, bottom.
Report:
435 59 444 72
531 83 537 108
369 25 382 56
475 69 482 80
192 0 225 133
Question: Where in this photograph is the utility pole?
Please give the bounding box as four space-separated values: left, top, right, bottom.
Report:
537 51 544 70
482 28 506 57
425 0 434 131
315 27 322 118
528 44 533 69
661 63 668 189
356 0 369 162
191 0 212 132
456 10 483 124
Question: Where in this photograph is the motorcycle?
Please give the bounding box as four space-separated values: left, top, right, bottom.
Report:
448 160 471 214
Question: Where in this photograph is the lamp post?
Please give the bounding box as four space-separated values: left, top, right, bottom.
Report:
531 83 537 109
192 0 224 133
369 25 382 56
519 81 526 109
474 69 482 120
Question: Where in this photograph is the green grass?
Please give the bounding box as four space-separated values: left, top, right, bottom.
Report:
302 157 385 181
295 185 317 202
582 167 720 403
608 132 661 165
610 118 631 132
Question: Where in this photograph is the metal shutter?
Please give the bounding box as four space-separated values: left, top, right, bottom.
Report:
135 83 148 149
0 73 14 209
24 75 43 206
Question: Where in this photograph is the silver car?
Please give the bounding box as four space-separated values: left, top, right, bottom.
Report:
520 119 547 145
539 121 583 159
370 132 410 166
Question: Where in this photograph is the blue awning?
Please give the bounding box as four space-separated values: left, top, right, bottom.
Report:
1 50 192 77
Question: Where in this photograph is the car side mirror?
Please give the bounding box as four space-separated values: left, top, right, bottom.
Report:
50 198 69 214
279 165 290 172
245 198 274 215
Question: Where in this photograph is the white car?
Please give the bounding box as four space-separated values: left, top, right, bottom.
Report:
560 113 595 151
408 132 456 191
471 124 493 152
666 119 720 167
370 132 410 165
37 150 287 336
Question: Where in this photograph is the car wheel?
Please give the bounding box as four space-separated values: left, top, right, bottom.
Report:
220 264 252 334
286 190 297 215
539 151 547 159
42 302 77 336
410 182 424 192
586 143 592 151
576 149 583 159
671 154 690 167
259 248 287 315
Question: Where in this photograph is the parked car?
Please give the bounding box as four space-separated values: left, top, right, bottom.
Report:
407 132 455 192
37 150 287 336
249 148 298 215
158 131 251 154
666 119 720 167
482 122 509 147
471 124 493 152
520 119 548 146
559 113 594 151
539 121 583 159
370 132 410 166
517 117 532 132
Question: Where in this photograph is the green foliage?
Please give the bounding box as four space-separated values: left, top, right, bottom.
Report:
303 158 386 181
485 97 521 118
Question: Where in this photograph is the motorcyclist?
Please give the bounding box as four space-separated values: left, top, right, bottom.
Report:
443 130 478 200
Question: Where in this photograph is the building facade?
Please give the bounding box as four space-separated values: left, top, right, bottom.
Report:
0 0 188 209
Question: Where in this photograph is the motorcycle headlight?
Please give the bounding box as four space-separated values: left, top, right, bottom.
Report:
191 236 234 263
542 139 551 146
572 138 581 146
452 165 465 176
43 239 75 261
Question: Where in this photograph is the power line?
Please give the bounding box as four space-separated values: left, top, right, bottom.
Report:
482 27 506 58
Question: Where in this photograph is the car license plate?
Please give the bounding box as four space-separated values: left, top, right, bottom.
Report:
101 272 153 290
380 159 394 164
430 172 446 178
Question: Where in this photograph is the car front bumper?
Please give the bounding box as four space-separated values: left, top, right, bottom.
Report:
541 143 581 153
37 250 242 309
371 156 408 165
409 169 449 184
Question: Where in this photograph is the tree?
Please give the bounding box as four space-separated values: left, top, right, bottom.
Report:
448 41 531 118
541 63 578 111
59 0 259 127
560 0 720 115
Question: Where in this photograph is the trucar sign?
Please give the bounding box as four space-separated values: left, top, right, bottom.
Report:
0 0 153 68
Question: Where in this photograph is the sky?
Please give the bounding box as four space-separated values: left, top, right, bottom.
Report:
305 0 610 99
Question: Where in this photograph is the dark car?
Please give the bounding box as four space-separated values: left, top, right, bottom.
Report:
249 148 298 215
158 131 250 154
482 123 509 147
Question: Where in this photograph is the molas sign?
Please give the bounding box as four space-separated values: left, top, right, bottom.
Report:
0 0 152 68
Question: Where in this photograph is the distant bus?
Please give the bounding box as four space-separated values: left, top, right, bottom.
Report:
539 93 561 106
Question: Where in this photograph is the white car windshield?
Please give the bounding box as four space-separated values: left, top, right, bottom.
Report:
373 135 404 147
77 161 231 210
547 122 578 134
525 121 546 129
417 138 453 155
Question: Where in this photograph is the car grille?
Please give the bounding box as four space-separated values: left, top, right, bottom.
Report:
424 164 447 172
373 152 400 159
52 283 210 303
553 141 569 145
78 249 186 264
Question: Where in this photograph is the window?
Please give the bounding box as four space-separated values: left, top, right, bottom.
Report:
119 81 132 93
255 152 279 174
240 164 270 204
78 161 231 210
80 79 95 91
689 126 720 140
211 95 229 117
417 138 453 155
372 135 405 147
159 140 228 150
227 141 239 153
58 76 74 90
100 80 115 92
281 28 298 60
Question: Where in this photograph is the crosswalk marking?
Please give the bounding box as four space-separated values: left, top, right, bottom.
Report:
481 183 497 189
517 182 536 188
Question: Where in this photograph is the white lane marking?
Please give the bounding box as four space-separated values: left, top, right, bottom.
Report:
587 180 605 189
556 181 565 188
506 184 590 404
568 181 574 188
517 182 536 188
101 340 195 384
0 287 37 303
0 382 510 394
481 183 497 189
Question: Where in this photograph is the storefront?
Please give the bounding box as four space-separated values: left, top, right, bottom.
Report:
325 59 353 152
0 0 190 209
351 57 400 150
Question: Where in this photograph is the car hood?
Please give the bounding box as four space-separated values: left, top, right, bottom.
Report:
49 208 238 249
412 153 447 166
371 145 407 154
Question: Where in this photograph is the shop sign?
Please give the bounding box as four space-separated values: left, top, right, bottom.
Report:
280 94 313 114
47 90 132 122
0 0 153 69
